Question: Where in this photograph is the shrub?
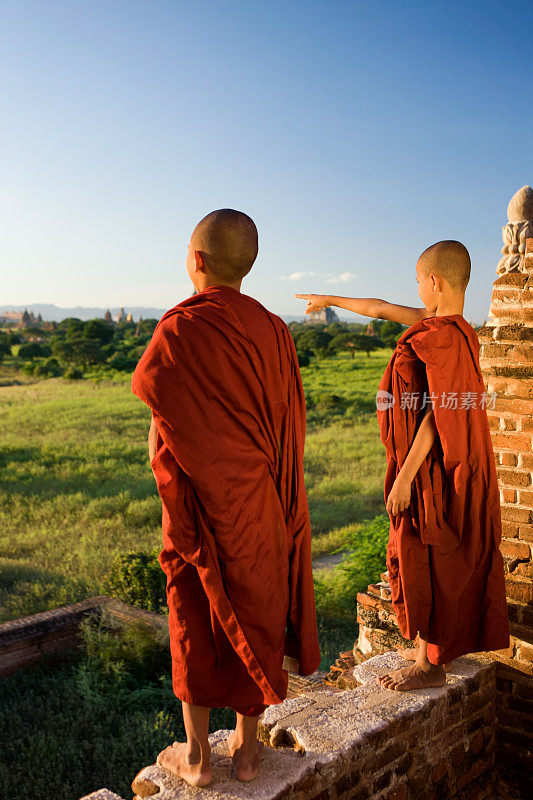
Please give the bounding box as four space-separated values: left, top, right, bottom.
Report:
106 351 137 371
296 348 311 368
65 366 83 380
313 514 389 619
104 550 167 613
313 392 348 419
18 342 45 359
33 357 62 378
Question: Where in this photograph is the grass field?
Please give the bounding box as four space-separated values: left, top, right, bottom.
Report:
0 349 392 800
0 350 390 623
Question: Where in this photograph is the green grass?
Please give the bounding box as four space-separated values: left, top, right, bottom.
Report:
0 613 236 800
0 350 393 800
0 351 390 623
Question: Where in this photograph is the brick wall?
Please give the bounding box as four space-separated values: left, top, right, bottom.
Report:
124 653 497 800
340 200 533 800
477 229 533 799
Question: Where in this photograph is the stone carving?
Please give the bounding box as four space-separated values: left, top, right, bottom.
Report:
497 185 533 275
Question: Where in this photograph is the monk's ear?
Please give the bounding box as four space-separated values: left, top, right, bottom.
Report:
193 249 207 273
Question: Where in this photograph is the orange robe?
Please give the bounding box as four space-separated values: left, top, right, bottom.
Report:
377 314 510 665
131 285 320 715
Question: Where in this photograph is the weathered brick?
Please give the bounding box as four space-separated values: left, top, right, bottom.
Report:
508 691 533 713
385 782 408 800
500 539 531 559
432 758 448 782
518 523 533 542
468 730 484 755
363 740 407 774
501 520 520 537
394 752 413 778
455 759 493 792
307 791 330 800
497 467 532 486
490 432 533 451
342 788 369 800
505 576 533 603
373 766 394 792
407 771 428 797
494 396 533 415
500 451 519 466
516 638 533 661
463 689 492 717
520 453 533 469
518 489 533 508
500 504 533 524
334 769 361 795
502 488 517 503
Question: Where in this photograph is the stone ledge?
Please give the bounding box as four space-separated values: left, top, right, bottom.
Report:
79 790 128 800
128 652 497 800
133 731 317 800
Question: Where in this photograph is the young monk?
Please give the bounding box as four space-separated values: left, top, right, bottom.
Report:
131 209 320 786
295 240 510 691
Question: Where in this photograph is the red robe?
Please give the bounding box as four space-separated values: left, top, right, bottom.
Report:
377 314 510 665
131 285 320 715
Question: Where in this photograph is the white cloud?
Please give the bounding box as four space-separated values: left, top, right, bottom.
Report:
279 271 318 281
324 271 358 284
279 270 358 284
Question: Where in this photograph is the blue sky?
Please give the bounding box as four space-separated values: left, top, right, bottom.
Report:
1 0 531 324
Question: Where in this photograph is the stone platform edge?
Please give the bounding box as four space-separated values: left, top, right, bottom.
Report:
113 651 497 800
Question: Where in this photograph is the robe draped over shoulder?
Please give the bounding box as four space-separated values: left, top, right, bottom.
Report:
131 285 320 714
377 314 510 665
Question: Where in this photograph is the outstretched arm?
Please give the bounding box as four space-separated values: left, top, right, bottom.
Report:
386 409 438 516
294 294 431 327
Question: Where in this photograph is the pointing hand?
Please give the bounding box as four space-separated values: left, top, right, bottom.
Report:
294 294 330 315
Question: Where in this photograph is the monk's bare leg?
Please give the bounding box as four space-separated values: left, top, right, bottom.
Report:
397 645 454 672
227 713 264 781
378 634 446 691
156 702 212 786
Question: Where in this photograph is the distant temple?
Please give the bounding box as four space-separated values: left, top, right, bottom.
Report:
114 306 127 324
304 306 339 325
364 320 379 336
0 309 43 328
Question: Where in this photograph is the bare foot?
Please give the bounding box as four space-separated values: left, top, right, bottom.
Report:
227 731 264 781
397 647 418 661
377 662 446 691
156 741 212 787
397 648 454 672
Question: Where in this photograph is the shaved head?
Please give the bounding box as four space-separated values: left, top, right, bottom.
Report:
190 209 258 282
417 240 471 292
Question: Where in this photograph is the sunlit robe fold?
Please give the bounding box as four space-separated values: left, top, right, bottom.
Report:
377 314 510 665
131 285 320 714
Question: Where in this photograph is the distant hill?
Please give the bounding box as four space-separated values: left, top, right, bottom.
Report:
1 303 315 325
6 303 460 326
0 304 168 323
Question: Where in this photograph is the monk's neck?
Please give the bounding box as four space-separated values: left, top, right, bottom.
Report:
434 300 464 317
196 279 242 293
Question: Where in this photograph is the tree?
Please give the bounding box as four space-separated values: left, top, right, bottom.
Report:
52 337 105 368
18 342 45 359
325 322 347 337
352 334 382 358
57 317 84 339
0 334 11 361
296 328 332 358
84 319 115 345
329 332 358 358
380 321 405 341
